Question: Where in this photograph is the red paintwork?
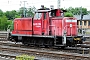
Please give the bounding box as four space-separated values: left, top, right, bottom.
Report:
50 17 63 36
50 17 77 36
12 9 77 37
22 18 32 30
63 17 77 36
33 19 42 35
12 30 32 35
33 13 49 35
56 9 61 16
12 18 32 35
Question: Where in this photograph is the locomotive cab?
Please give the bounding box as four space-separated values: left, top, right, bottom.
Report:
33 8 65 35
33 10 50 35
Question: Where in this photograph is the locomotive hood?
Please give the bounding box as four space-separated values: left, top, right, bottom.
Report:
14 17 33 20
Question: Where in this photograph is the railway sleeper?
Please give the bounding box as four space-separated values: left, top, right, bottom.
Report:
76 48 89 54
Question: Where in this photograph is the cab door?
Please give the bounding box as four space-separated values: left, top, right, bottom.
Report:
33 13 42 35
42 12 48 35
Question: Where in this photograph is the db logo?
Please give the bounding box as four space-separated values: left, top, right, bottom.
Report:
33 23 41 25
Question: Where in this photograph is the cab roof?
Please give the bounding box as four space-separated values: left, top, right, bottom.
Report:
35 9 67 13
35 10 51 13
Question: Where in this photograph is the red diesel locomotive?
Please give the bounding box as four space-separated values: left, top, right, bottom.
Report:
9 8 85 48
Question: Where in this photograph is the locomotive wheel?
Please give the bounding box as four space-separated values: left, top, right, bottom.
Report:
39 39 45 47
47 39 53 48
29 38 35 46
66 40 72 47
22 37 28 46
44 39 53 48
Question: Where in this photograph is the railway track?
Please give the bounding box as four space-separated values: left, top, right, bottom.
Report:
0 32 90 59
0 45 89 60
0 31 8 41
83 41 90 44
0 41 89 60
0 41 89 54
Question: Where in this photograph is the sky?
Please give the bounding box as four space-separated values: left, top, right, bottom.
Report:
0 0 90 11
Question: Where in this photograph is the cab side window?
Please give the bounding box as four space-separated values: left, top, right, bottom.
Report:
34 13 42 19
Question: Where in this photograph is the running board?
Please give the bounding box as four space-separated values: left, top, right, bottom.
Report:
54 45 65 47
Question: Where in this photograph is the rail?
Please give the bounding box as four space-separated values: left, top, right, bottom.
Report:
0 31 8 40
0 45 89 60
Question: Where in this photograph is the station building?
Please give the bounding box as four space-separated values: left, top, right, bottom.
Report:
74 15 90 29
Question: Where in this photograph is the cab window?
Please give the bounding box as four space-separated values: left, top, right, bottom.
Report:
34 13 42 19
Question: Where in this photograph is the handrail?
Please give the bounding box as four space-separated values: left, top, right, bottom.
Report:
49 25 56 45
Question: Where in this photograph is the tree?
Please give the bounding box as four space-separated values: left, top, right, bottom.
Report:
18 6 36 17
7 20 13 31
26 6 36 17
0 16 8 30
4 10 19 20
66 7 88 15
0 9 4 17
18 7 27 17
64 12 73 17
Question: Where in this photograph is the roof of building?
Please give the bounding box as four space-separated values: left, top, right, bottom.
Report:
74 15 90 20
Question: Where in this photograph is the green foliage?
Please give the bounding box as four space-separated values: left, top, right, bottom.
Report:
87 10 90 14
0 6 35 31
0 9 4 17
7 20 13 31
0 16 8 30
18 7 27 17
15 15 21 18
66 7 88 15
0 15 12 31
64 12 73 17
18 6 36 17
16 55 35 60
4 10 19 20
26 6 36 17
